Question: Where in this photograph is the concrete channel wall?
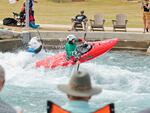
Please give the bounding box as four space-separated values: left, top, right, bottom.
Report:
0 29 23 52
28 31 150 51
1 30 150 53
0 39 23 52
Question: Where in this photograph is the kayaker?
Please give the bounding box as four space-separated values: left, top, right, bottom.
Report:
27 37 42 54
57 70 102 113
65 34 85 62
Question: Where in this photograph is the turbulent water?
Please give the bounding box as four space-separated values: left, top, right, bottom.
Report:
0 50 150 113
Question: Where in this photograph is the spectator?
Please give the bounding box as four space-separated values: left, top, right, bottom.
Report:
71 10 88 31
28 0 39 28
57 70 102 113
0 65 22 113
142 0 150 32
138 108 150 113
20 0 39 28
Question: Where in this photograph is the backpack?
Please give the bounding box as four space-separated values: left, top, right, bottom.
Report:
3 18 17 26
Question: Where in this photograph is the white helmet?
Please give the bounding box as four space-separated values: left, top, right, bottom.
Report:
32 37 38 40
67 34 77 41
28 37 42 49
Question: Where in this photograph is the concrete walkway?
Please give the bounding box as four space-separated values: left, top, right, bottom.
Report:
39 23 145 32
0 20 144 32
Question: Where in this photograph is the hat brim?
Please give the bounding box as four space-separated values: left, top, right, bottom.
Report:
57 84 102 97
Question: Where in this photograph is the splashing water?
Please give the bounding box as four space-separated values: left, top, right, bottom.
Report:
0 50 150 113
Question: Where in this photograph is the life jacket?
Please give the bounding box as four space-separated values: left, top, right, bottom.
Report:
47 101 115 113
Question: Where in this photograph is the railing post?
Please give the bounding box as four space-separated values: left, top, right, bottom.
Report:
25 0 29 28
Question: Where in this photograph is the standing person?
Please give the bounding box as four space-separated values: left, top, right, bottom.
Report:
20 0 39 28
57 70 102 113
0 65 22 113
142 0 150 32
65 34 85 62
71 10 88 31
28 0 39 28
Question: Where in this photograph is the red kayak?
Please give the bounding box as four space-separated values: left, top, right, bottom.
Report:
36 38 118 69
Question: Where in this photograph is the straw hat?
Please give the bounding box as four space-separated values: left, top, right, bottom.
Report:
57 71 102 97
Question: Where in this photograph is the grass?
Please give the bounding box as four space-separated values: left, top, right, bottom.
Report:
0 0 144 27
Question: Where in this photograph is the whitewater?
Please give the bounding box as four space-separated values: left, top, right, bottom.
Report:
0 50 150 113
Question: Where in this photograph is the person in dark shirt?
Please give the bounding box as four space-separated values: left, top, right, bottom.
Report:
71 10 88 30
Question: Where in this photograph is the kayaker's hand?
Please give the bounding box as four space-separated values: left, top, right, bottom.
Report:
76 60 80 64
78 38 85 42
82 38 85 42
84 41 87 44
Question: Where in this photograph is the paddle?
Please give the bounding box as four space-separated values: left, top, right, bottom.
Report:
76 31 87 71
36 28 47 52
83 31 87 40
77 61 80 71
